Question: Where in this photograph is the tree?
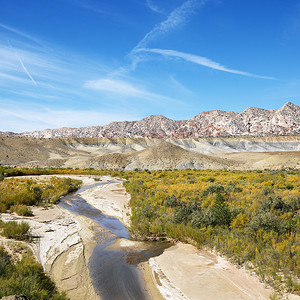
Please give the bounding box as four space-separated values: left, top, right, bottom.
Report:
207 193 231 227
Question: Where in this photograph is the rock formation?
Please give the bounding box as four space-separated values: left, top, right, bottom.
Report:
1 102 299 138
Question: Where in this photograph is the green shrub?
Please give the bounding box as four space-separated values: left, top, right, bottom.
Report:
206 193 232 227
246 212 285 234
10 205 33 216
0 248 68 299
202 184 225 196
0 246 11 276
1 221 31 241
262 186 273 196
191 210 206 228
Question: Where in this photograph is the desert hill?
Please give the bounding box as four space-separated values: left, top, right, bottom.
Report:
81 141 237 170
1 135 299 170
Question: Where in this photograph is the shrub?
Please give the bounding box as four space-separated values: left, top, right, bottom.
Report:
1 221 31 241
164 195 177 207
246 212 284 234
191 210 206 228
0 246 11 275
262 186 273 196
202 184 225 196
173 206 188 224
0 248 68 299
206 193 232 227
11 205 33 216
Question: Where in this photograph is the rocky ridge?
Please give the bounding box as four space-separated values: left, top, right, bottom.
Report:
1 102 299 138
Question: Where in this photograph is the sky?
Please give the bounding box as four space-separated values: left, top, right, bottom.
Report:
0 0 300 132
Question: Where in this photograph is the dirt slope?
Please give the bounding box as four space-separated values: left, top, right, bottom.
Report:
83 141 236 170
0 136 299 170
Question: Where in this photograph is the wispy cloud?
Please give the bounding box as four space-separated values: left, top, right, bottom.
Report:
170 75 194 95
133 0 206 50
136 48 275 79
9 43 38 86
84 78 146 96
84 78 180 103
146 0 163 14
0 25 111 100
0 23 41 45
0 72 29 84
128 0 274 80
69 0 134 24
0 103 136 132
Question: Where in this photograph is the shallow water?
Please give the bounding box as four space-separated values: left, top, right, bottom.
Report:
59 181 168 300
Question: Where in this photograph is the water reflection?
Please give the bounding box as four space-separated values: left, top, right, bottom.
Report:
59 181 169 300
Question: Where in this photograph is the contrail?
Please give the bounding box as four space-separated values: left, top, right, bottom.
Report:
135 48 276 80
15 53 38 86
8 40 38 86
133 0 204 51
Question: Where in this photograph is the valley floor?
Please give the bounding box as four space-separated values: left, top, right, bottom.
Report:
1 175 299 300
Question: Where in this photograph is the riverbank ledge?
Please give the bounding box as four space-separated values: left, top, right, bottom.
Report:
0 175 100 300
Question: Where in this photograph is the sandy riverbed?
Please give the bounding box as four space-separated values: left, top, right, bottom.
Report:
145 243 273 300
78 176 131 227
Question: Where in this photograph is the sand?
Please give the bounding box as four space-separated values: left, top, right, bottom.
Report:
144 243 274 300
79 176 131 226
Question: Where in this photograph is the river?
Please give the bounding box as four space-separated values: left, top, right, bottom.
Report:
59 180 169 300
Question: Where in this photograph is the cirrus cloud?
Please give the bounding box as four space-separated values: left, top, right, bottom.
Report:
135 48 275 80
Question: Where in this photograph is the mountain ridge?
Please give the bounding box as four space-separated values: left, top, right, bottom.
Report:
1 102 299 138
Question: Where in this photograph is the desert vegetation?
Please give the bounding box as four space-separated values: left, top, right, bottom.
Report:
0 172 81 214
0 220 31 241
0 245 68 299
122 169 300 296
0 170 81 299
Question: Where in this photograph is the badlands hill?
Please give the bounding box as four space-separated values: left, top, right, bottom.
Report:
1 102 299 138
1 136 299 170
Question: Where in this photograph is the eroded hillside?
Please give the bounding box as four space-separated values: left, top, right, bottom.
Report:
1 136 299 170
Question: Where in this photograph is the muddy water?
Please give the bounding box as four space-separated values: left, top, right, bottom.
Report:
59 181 169 300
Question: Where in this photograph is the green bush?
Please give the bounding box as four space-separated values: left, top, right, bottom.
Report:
262 186 273 196
246 212 285 234
0 246 11 276
206 193 232 227
10 205 33 216
0 248 68 299
202 184 225 196
1 221 31 241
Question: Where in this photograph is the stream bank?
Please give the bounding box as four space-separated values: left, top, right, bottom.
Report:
59 176 168 300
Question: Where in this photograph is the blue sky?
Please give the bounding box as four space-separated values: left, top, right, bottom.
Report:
0 0 300 132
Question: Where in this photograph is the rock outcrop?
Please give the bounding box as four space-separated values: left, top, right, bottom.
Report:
1 102 299 138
